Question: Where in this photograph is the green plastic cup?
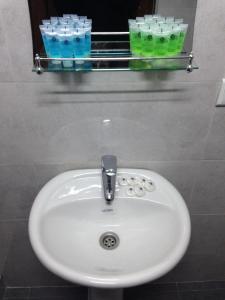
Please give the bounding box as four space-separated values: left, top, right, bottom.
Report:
152 14 161 21
165 17 175 24
174 18 184 24
144 15 153 19
141 27 155 57
153 29 170 57
129 24 142 55
128 19 136 25
136 17 145 22
167 27 181 56
176 24 188 53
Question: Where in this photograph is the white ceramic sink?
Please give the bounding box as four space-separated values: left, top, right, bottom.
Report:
29 169 191 288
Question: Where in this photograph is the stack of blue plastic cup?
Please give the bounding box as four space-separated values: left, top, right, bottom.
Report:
39 14 92 68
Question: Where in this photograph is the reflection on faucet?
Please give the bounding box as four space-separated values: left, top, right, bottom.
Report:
101 155 117 204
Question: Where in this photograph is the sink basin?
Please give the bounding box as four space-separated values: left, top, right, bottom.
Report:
29 169 191 288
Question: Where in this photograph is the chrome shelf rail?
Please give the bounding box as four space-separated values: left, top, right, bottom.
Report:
34 32 196 74
91 32 129 35
34 52 195 74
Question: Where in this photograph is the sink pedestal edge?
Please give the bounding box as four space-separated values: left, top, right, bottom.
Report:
88 288 123 300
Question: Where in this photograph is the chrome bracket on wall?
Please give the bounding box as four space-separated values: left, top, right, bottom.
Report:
186 52 194 73
35 54 43 75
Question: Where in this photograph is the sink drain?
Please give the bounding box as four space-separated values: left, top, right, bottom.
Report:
100 232 120 250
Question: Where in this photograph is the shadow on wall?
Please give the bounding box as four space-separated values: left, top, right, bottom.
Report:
41 70 176 88
37 72 187 104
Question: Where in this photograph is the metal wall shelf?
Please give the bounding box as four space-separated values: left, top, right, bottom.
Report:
33 32 198 74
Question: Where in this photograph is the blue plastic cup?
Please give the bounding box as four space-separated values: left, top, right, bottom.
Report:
76 20 86 28
73 29 86 64
42 19 51 25
79 16 87 21
85 19 92 24
63 14 73 19
57 25 74 32
44 28 61 64
83 25 92 56
50 17 59 26
57 30 74 68
72 16 79 28
39 25 50 55
58 17 73 26
45 29 60 58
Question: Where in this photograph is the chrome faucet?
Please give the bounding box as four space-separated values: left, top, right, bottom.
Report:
101 155 117 204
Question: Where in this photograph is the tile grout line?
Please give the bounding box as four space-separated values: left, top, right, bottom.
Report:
2 287 6 300
3 282 225 299
176 282 182 300
201 100 218 160
0 219 29 223
3 158 225 169
0 212 225 225
2 158 225 168
190 213 225 216
27 287 31 300
187 160 200 214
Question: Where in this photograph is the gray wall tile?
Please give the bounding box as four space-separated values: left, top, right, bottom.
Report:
0 81 217 164
4 288 30 298
29 286 87 298
97 82 217 161
0 84 216 163
179 289 225 300
204 108 225 160
0 15 13 82
157 214 225 282
178 281 225 291
188 215 225 257
0 187 37 221
190 0 225 82
125 285 179 300
190 161 225 214
0 288 3 300
0 165 36 189
0 165 37 220
159 254 225 283
0 222 14 276
3 221 71 286
0 0 34 82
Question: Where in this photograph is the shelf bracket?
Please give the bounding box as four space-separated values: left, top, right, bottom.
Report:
35 54 43 75
186 52 194 73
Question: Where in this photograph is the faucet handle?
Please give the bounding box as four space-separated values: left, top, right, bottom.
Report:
101 155 117 172
101 155 117 203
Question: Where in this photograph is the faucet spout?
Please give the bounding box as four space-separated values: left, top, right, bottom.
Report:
101 155 117 204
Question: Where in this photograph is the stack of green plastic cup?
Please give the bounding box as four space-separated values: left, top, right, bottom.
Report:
128 15 188 57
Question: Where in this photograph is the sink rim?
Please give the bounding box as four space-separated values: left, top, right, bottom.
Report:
29 168 191 288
